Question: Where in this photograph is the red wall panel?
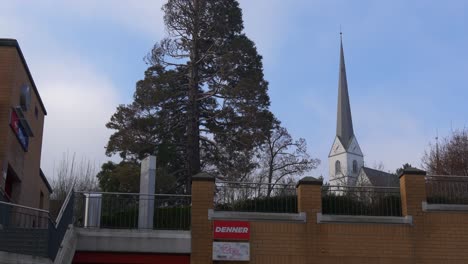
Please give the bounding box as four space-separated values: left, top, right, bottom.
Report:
73 252 190 264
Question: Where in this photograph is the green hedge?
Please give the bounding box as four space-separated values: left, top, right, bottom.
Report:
426 195 468 205
322 194 402 216
216 195 298 213
100 207 191 230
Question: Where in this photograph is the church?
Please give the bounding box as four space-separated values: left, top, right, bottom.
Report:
328 36 398 187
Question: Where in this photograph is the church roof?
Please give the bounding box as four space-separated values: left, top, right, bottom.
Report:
336 36 354 149
360 167 399 187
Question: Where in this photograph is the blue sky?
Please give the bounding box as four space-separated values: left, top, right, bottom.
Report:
1 1 467 180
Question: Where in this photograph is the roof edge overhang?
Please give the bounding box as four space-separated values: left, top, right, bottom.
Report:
0 38 47 115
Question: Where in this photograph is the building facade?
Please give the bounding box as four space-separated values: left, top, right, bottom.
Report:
0 39 51 209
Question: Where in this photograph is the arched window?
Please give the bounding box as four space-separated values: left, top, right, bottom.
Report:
353 160 358 173
335 160 341 174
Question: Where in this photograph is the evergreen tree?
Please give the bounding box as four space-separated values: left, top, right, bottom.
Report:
105 0 274 190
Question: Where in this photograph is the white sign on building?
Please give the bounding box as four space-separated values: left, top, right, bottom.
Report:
212 242 250 261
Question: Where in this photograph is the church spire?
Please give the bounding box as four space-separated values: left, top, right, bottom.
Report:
336 34 354 149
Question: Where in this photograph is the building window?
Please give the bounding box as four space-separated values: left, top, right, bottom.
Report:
353 160 358 173
335 160 341 174
39 191 44 209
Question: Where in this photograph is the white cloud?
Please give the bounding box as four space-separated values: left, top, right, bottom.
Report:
0 2 137 178
1 1 166 39
37 57 121 178
53 0 166 37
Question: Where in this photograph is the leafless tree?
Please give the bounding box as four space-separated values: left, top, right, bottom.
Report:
255 125 320 197
50 152 99 201
422 128 468 176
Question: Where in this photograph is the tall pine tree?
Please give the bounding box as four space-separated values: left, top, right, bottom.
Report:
105 0 274 191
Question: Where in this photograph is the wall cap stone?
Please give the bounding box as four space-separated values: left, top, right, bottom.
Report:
296 176 323 187
422 201 468 212
398 167 427 178
192 172 215 182
317 213 413 225
208 209 306 223
75 228 191 253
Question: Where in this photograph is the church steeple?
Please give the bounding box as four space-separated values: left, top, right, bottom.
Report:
336 34 354 149
329 34 364 187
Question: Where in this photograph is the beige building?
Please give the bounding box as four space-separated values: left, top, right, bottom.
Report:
0 38 51 209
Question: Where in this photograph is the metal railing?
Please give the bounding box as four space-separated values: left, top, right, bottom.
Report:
48 188 75 260
426 175 468 205
0 187 76 260
215 181 298 213
0 201 50 257
0 201 49 229
74 192 191 230
322 185 402 216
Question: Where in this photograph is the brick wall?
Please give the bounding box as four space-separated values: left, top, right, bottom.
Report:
191 170 468 264
0 43 48 209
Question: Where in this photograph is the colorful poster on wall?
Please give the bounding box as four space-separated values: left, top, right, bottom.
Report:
212 242 250 261
9 110 29 151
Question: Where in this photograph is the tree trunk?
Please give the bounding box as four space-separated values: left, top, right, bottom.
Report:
186 0 201 193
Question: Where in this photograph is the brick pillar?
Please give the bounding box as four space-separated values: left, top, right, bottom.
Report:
297 176 322 263
399 167 427 217
191 172 215 264
297 176 323 216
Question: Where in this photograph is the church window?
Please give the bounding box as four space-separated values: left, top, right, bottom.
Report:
353 160 358 173
335 160 341 174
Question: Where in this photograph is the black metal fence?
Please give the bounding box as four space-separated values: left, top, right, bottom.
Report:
74 192 191 230
426 175 468 204
322 185 402 216
214 181 298 213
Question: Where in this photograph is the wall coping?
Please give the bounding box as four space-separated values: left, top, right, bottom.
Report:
422 202 468 212
75 228 191 253
398 167 427 178
317 213 413 225
192 172 215 182
0 251 52 264
208 209 306 223
296 176 323 187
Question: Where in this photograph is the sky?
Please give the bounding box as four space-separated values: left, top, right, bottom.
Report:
1 0 467 182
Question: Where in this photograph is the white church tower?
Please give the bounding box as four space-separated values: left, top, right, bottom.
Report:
328 35 364 186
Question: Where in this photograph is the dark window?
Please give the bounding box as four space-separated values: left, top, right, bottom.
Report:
335 160 341 174
353 160 358 173
5 166 20 202
39 191 44 209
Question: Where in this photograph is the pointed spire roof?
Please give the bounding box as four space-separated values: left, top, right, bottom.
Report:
336 34 354 149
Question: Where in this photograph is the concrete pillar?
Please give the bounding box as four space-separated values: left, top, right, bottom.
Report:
138 155 156 229
84 193 102 228
399 167 427 217
191 172 215 264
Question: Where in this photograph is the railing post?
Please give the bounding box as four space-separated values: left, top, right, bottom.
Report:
399 167 427 217
296 177 323 218
138 155 156 229
191 172 215 264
